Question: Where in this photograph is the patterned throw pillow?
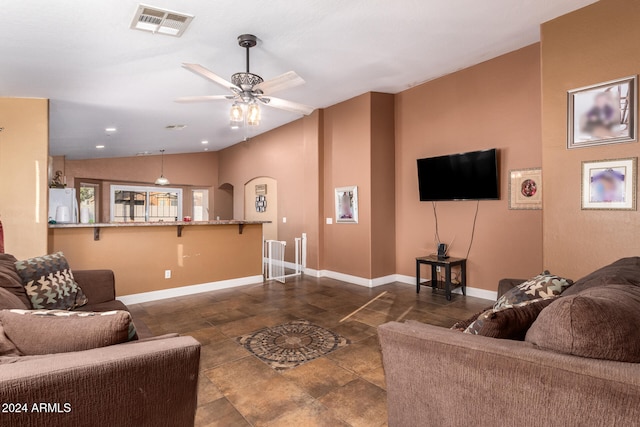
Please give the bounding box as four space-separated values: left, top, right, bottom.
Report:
494 273 572 310
464 297 558 340
14 252 88 310
0 309 137 356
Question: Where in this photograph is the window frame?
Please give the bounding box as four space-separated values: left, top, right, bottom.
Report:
110 184 183 223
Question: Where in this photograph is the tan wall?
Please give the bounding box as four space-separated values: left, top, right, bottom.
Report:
541 0 640 279
322 94 373 278
61 152 219 221
395 44 543 290
244 177 278 241
0 98 49 259
218 112 323 268
48 224 263 296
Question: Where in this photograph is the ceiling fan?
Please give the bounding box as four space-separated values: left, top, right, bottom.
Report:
176 34 314 128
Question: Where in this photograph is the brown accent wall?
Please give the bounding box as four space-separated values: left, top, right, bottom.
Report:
217 111 323 269
61 152 219 221
0 98 49 259
48 224 263 296
395 45 543 290
541 0 640 279
371 93 396 278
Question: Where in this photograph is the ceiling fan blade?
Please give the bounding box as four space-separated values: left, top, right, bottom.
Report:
175 95 234 103
182 63 240 92
260 96 314 116
254 71 305 95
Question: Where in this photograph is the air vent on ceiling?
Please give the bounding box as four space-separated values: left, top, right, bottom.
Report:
130 4 194 37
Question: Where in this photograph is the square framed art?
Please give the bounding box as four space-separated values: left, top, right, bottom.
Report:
509 168 542 210
335 186 358 223
567 75 637 149
581 158 637 210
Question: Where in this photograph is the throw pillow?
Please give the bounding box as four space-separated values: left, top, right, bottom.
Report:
494 273 572 310
14 252 88 310
0 254 32 308
450 307 492 332
0 309 137 355
463 297 557 340
525 285 640 362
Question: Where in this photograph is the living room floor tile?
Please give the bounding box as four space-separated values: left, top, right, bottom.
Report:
318 379 387 427
195 397 250 427
199 340 248 371
130 275 491 426
281 357 358 398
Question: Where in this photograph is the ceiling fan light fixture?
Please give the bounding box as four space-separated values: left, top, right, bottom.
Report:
155 149 170 185
229 103 243 129
247 103 261 127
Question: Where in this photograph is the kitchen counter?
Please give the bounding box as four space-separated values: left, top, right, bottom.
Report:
49 220 270 239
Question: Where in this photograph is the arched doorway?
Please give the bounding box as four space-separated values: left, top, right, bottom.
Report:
215 183 234 220
244 177 277 241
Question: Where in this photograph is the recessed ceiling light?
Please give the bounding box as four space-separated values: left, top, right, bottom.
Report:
96 145 105 149
165 124 187 130
201 140 209 144
204 148 209 151
105 127 117 132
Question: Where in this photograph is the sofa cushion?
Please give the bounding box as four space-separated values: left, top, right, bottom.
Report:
0 287 28 310
14 252 88 310
561 257 640 297
494 273 572 310
526 285 640 362
0 254 32 308
464 297 557 340
0 309 137 356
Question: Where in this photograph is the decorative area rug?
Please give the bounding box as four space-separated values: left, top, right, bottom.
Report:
237 320 350 371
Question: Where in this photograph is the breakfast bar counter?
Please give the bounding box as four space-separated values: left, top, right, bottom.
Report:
48 221 269 299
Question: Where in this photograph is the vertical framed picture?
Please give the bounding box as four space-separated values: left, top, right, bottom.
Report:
567 75 637 149
509 168 542 210
335 186 358 223
581 158 637 210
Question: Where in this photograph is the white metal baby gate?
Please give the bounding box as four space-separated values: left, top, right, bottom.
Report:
264 233 307 283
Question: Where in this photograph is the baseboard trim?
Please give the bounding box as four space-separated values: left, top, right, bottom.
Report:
117 275 264 305
394 274 497 300
320 270 396 288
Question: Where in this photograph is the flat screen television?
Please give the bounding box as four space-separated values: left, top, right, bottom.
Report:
417 148 499 201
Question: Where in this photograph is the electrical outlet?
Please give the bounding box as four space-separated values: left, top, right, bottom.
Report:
164 270 171 279
282 217 287 223
436 266 441 273
326 218 333 224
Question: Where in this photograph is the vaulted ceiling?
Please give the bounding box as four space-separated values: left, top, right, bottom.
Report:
1 0 597 159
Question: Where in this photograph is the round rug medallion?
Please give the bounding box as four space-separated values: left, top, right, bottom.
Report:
237 320 350 370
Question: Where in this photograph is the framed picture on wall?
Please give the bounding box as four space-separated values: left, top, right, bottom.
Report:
581 158 637 210
567 75 637 149
509 168 542 210
335 186 358 223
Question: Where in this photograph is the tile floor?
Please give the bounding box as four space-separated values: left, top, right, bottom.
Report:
128 276 492 427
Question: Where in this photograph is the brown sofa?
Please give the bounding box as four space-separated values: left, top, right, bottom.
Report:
0 255 201 426
379 258 640 426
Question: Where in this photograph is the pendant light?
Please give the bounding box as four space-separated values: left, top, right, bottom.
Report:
155 149 170 186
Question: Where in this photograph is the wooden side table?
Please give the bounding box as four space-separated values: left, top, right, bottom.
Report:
416 255 467 301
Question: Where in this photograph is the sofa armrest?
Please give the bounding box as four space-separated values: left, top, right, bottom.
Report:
497 277 525 299
378 321 640 426
73 270 115 304
0 336 200 427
